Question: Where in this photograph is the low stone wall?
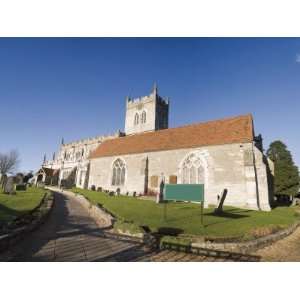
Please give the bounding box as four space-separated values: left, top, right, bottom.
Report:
57 190 153 244
72 193 115 228
55 189 115 228
191 221 300 254
0 192 54 253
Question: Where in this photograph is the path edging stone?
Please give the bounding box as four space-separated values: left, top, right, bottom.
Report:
0 192 54 253
59 189 153 245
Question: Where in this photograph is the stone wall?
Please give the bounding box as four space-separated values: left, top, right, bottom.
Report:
89 142 272 211
42 132 121 188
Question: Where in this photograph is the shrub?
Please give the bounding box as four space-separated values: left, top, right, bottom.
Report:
114 219 145 235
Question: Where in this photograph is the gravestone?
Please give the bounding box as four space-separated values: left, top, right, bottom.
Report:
214 188 228 214
4 177 16 195
15 174 23 185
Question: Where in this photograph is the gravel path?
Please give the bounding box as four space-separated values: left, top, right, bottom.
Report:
254 226 300 262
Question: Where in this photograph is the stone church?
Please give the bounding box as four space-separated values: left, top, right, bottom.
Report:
39 84 273 211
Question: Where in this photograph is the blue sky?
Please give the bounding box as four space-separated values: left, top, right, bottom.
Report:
0 38 299 172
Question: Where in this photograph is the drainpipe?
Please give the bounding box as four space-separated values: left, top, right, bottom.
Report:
252 142 261 210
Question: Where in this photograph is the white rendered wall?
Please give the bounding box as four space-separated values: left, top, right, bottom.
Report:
89 142 272 211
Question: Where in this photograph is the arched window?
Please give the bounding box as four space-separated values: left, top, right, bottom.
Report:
181 153 205 184
141 111 146 123
134 113 139 125
112 158 126 186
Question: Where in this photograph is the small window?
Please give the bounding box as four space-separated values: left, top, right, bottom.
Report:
141 111 146 123
134 113 139 125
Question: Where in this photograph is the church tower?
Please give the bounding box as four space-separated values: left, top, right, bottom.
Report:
124 84 169 135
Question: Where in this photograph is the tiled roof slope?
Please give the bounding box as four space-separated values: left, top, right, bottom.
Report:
89 114 254 159
42 168 59 176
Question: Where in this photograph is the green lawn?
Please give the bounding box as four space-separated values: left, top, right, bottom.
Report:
0 187 46 224
72 188 300 239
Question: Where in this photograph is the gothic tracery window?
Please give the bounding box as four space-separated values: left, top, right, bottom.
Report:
112 158 126 186
181 153 205 184
134 113 139 125
141 111 146 123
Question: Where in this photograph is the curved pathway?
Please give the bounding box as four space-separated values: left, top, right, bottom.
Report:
2 191 144 261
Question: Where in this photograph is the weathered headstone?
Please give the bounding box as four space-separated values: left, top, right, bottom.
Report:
15 174 23 185
214 188 228 214
4 177 16 195
156 179 165 203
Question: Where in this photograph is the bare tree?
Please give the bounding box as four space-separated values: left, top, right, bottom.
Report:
0 150 20 176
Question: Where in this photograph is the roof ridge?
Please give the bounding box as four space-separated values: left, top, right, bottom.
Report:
90 113 254 159
110 113 253 140
163 113 253 132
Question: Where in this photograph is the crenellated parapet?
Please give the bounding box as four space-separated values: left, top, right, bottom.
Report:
43 131 122 168
126 85 169 108
125 84 170 135
62 131 121 148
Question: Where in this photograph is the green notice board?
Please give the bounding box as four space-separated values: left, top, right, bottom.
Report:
164 184 204 202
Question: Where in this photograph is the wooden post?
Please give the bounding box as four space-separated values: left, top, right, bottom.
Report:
201 201 204 226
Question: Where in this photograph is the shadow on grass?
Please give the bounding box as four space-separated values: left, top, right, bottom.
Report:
0 203 21 226
221 208 253 214
157 227 184 236
204 211 249 219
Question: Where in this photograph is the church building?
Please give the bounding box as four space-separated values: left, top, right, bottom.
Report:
40 84 274 211
88 85 273 211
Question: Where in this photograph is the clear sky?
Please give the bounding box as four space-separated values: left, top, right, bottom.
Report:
0 38 299 172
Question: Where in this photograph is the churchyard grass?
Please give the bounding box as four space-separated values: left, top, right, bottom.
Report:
0 187 46 224
72 188 300 239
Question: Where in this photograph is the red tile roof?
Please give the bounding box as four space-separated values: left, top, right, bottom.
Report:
38 168 59 176
89 114 254 159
